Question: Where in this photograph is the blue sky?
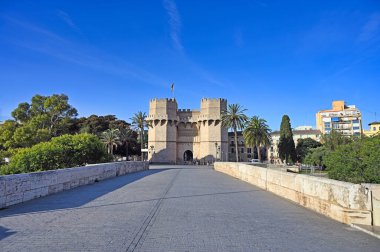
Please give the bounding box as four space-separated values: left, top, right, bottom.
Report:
1 0 379 130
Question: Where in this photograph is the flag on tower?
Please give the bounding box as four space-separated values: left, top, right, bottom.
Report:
170 83 174 93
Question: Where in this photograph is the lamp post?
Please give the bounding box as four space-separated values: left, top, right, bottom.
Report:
214 142 218 163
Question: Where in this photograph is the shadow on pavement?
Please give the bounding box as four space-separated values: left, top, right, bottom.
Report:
0 226 16 241
149 165 214 170
0 169 168 218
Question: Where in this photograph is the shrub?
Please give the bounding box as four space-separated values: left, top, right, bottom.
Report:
5 133 110 174
325 135 380 183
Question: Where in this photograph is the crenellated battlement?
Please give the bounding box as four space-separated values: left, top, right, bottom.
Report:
201 98 227 103
150 98 176 102
178 109 193 112
201 98 227 108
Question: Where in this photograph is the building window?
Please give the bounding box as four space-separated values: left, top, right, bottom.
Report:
241 148 244 153
231 148 235 153
270 146 273 152
374 127 377 131
352 119 359 124
247 148 252 154
353 126 360 130
324 122 331 127
231 140 234 145
240 140 244 145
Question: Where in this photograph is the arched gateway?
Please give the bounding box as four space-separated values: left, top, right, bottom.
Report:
183 150 193 162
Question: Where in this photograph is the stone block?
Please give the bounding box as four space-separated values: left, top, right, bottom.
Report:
23 189 40 202
0 196 5 208
56 170 72 184
48 184 64 194
30 172 50 189
367 185 380 226
5 175 31 195
63 181 71 190
6 193 23 206
70 179 80 188
0 177 6 196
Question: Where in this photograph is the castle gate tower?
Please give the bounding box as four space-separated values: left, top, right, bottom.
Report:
147 98 228 164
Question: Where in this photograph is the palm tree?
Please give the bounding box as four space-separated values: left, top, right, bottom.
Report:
100 129 121 155
130 111 147 161
118 128 134 160
221 104 248 162
243 116 272 162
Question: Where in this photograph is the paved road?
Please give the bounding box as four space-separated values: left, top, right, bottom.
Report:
0 165 379 251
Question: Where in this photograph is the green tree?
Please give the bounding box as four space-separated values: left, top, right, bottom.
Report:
325 135 380 183
321 130 352 151
100 129 121 155
303 146 329 167
296 138 322 162
12 94 77 136
0 120 19 149
70 115 130 136
131 111 147 161
221 104 248 162
4 94 78 149
243 116 271 162
12 126 51 148
278 115 296 163
118 128 134 160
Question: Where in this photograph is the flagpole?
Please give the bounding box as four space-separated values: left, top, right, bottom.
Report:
171 83 175 99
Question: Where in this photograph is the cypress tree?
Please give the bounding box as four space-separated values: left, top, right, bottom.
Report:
278 115 296 163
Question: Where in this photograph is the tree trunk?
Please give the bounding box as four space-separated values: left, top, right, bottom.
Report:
257 143 261 162
140 127 144 161
109 144 113 155
125 141 129 161
234 128 239 162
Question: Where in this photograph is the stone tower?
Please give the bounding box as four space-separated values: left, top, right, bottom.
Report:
147 98 178 163
147 98 228 164
198 98 228 162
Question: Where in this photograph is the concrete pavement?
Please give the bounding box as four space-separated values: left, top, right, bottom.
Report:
0 165 379 251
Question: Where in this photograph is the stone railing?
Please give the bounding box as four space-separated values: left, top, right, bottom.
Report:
0 161 149 209
214 162 378 226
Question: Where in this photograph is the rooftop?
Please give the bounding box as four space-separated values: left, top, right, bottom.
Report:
369 121 380 125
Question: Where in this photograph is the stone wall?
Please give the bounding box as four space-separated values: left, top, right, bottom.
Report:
0 161 149 209
362 183 380 226
214 162 374 226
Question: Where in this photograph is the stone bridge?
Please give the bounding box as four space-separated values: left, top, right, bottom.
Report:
0 165 379 251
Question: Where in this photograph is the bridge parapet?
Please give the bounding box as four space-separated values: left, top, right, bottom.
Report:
214 162 376 226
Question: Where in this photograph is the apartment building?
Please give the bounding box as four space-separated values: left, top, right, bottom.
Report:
316 100 362 136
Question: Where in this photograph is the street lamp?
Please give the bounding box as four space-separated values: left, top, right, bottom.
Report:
214 142 218 162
